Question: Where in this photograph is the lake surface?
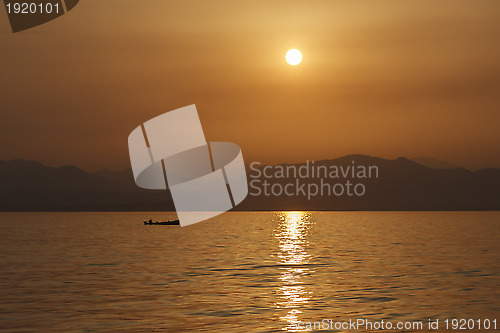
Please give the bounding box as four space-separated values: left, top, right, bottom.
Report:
0 212 498 332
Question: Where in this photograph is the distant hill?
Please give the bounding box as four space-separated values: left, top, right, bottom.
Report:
238 155 500 211
0 156 498 211
0 160 116 191
0 160 174 211
94 168 137 190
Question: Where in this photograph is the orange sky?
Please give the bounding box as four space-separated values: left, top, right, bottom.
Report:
1 0 499 171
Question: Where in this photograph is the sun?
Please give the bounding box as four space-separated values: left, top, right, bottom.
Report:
286 49 302 66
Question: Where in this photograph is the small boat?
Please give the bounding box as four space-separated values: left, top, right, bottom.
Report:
144 220 180 226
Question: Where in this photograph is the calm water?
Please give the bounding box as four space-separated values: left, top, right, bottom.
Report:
0 212 498 332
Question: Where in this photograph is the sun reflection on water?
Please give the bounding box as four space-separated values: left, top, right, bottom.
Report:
275 211 313 331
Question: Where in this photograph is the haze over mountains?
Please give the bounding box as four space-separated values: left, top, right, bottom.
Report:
0 155 498 211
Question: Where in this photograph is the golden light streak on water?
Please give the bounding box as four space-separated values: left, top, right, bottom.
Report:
275 212 313 331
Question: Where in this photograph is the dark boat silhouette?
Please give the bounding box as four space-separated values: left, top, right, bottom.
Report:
144 220 180 226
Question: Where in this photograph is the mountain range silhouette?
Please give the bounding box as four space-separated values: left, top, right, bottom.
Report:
0 155 498 211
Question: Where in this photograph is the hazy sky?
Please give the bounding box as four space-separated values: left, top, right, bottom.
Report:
1 0 499 171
